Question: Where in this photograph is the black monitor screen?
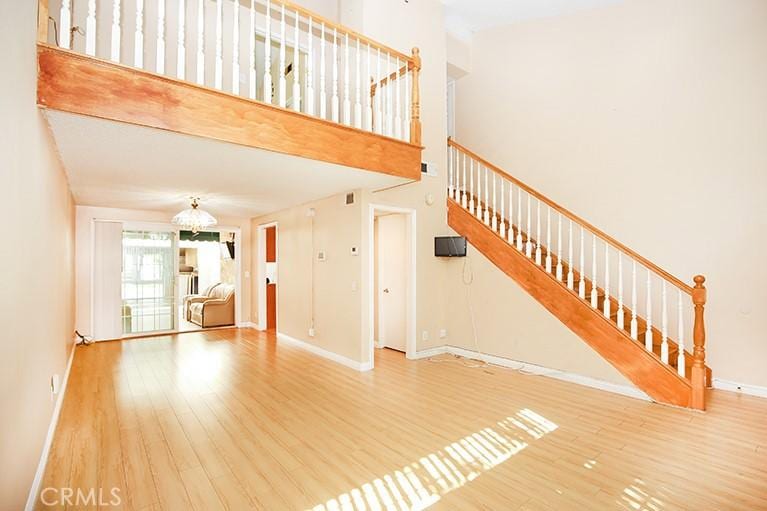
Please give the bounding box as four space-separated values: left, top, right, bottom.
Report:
434 236 467 257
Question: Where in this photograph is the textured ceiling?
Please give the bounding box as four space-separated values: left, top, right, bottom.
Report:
45 111 407 219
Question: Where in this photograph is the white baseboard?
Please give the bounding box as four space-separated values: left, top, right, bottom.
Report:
25 343 76 511
408 346 449 360
712 378 767 399
414 344 650 402
237 322 259 330
276 332 371 372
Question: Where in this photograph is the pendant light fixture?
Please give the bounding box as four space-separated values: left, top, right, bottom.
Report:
172 197 217 233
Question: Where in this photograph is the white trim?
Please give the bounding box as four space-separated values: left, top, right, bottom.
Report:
277 332 371 371
25 344 76 511
712 378 767 399
410 344 649 401
238 321 259 329
367 204 417 368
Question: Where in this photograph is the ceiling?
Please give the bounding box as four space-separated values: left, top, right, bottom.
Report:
45 111 408 219
443 0 624 38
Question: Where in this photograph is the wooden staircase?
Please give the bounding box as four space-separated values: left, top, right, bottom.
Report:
447 139 710 410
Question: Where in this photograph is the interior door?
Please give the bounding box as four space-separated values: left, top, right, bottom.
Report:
376 214 407 352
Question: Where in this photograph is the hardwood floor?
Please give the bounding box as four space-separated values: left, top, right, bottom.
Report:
37 329 767 510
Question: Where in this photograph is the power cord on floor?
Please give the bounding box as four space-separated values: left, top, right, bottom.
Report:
75 331 94 346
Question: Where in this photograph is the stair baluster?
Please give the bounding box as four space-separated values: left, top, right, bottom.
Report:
508 182 515 244
590 235 598 308
617 252 624 329
630 261 638 339
535 200 542 265
677 289 685 377
278 5 286 106
112 0 121 63
263 0 272 102
355 40 362 128
135 0 144 68
331 29 338 121
603 243 611 318
516 188 523 251
231 1 240 95
579 227 586 298
661 281 669 364
86 0 97 56
60 0 72 49
394 57 402 137
556 214 563 281
292 10 301 110
248 0 256 99
499 178 505 238
484 166 490 226
365 43 372 130
645 271 653 352
469 159 475 215
567 220 574 289
319 23 326 117
343 34 350 124
373 48 381 133
307 18 315 114
545 208 552 273
461 153 467 209
215 0 223 89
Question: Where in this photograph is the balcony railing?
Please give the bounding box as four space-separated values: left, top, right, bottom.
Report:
38 0 421 146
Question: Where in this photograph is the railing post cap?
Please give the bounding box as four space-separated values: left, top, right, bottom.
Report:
694 275 706 286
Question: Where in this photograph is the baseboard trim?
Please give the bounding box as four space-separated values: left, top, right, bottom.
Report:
414 344 649 402
237 322 259 330
24 343 76 511
712 378 767 399
276 332 370 372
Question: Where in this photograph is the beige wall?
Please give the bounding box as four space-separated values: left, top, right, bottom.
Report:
76 205 252 336
0 1 76 507
454 0 767 386
251 192 365 362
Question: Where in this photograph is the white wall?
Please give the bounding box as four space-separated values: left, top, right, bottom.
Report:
0 1 76 507
76 205 252 337
454 0 767 387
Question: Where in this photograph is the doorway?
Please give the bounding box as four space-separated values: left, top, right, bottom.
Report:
367 205 416 367
256 222 278 331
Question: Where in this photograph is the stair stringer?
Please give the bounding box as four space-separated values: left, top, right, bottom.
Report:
448 199 693 408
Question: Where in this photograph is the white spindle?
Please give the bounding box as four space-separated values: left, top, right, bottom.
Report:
278 5 286 107
556 214 563 281
579 227 586 299
263 0 272 102
354 39 362 128
364 44 372 131
535 200 542 265
545 208 552 273
447 147 453 199
645 272 653 352
567 220 574 289
630 261 638 339
135 0 144 68
661 281 669 364
331 29 339 122
617 253 625 329
492 174 498 232
306 18 314 115
111 0 121 62
343 34 351 124
590 236 598 308
394 57 402 138
404 70 410 141
484 168 490 225
60 0 72 50
468 159 475 215
516 188 523 251
507 183 514 243
248 0 256 99
374 48 381 133
319 23 326 117
677 290 685 377
196 0 205 85
385 53 392 136
461 153 467 208
155 0 165 73
86 0 97 56
525 193 533 258
292 10 300 111
499 179 506 238
176 0 185 78
232 0 240 95
215 0 223 89
603 244 611 318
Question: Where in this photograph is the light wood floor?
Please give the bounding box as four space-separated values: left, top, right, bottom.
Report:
37 329 767 510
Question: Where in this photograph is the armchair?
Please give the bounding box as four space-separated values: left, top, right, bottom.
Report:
189 284 235 328
184 283 220 321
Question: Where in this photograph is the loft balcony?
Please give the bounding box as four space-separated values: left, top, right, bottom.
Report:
36 0 423 198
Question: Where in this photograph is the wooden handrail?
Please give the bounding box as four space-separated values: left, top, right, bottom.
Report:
691 275 707 410
448 137 694 295
277 0 411 62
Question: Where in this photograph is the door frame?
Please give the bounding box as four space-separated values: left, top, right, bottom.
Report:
366 204 416 368
256 221 279 331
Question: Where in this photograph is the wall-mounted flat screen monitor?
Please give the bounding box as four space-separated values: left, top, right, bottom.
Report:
434 236 467 257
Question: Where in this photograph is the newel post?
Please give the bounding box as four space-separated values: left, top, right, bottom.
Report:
409 47 422 146
691 275 707 411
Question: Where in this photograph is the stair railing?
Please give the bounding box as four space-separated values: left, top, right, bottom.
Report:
37 0 421 145
447 138 707 410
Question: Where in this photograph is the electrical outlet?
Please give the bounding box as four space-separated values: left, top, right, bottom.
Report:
439 329 447 339
422 330 429 341
308 327 315 337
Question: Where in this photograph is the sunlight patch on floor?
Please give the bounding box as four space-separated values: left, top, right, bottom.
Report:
309 408 558 511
